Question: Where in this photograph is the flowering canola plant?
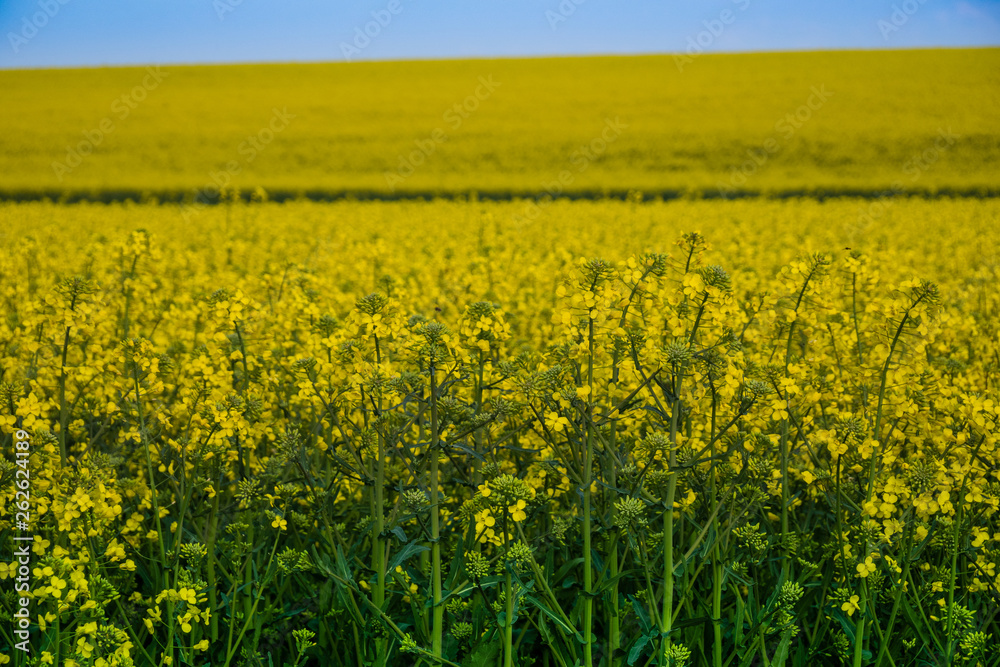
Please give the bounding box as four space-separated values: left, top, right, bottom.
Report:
0 197 998 667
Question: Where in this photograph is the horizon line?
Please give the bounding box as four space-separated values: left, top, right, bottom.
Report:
2 44 997 72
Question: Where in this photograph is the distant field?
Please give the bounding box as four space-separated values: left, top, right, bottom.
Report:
1 49 998 198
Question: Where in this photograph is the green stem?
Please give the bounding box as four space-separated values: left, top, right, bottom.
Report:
851 272 865 365
430 363 443 658
583 317 595 667
505 544 515 667
221 534 282 667
855 294 924 667
206 485 221 640
873 523 915 667
780 416 790 579
661 373 680 663
710 391 723 667
608 433 621 666
372 334 387 659
58 323 72 467
852 580 868 667
135 371 167 578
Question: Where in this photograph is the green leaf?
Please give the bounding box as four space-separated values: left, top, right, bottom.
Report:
725 563 753 587
901 596 941 653
334 544 353 581
450 443 486 463
833 609 857 644
524 595 576 637
628 635 650 665
770 627 793 667
628 595 652 635
334 583 365 625
389 525 408 543
537 613 552 643
735 593 745 647
594 569 636 594
461 636 501 667
319 580 332 610
673 615 711 630
552 557 585 586
387 542 429 574
443 529 469 591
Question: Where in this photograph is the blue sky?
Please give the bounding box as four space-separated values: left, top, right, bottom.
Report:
1 0 998 69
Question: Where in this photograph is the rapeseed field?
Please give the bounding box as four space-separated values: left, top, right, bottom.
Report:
0 196 997 666
1 49 998 198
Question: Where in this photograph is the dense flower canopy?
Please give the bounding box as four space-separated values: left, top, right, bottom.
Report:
0 197 998 666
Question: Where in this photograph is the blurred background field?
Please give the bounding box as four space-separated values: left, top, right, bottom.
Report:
1 48 998 200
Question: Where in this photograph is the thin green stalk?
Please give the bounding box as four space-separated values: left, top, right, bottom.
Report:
945 435 985 663
57 322 72 467
778 267 816 580
515 522 579 641
855 291 926 667
835 459 848 583
241 524 255 629
206 482 221 640
473 350 486 489
661 377 680 663
133 368 173 663
659 286 707 663
852 579 868 667
583 317 596 667
373 334 386 613
504 527 515 667
429 362 443 658
779 416 790 579
851 272 865 365
709 389 723 667
233 322 251 394
135 371 167 578
221 534 282 667
608 432 621 666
